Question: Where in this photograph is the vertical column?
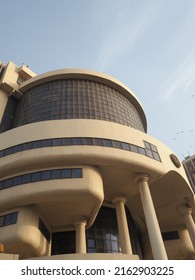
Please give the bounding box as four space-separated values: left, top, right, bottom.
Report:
178 205 195 250
74 217 87 254
135 174 168 260
112 194 132 254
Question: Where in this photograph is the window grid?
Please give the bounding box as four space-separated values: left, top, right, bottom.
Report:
0 138 161 162
0 212 18 227
144 141 161 162
0 168 82 191
11 79 145 132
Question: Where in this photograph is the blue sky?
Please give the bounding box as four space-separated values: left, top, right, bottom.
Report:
1 0 195 160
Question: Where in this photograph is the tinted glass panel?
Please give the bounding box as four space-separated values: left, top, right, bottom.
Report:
0 216 4 227
51 169 62 179
42 170 51 180
72 168 82 178
12 79 145 132
62 169 71 178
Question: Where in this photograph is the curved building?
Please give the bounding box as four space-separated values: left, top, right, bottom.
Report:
0 61 195 260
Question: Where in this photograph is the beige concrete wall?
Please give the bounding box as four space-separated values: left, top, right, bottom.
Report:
0 119 184 179
29 253 139 260
0 206 50 259
163 228 195 260
0 166 104 229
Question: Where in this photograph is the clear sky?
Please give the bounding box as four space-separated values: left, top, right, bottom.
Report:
1 0 195 160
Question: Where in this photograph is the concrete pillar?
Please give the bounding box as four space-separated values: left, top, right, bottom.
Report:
112 194 132 254
135 174 168 260
178 205 195 250
74 217 87 254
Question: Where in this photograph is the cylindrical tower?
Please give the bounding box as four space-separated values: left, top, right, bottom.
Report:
0 63 194 260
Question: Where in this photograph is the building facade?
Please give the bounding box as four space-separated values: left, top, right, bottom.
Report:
183 155 195 194
0 61 195 260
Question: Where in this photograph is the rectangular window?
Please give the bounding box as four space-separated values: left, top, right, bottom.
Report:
3 212 18 226
42 170 51 180
53 138 63 146
153 152 161 161
32 172 42 182
62 169 72 178
73 138 83 145
39 219 50 243
23 142 32 150
0 150 5 158
83 138 93 145
32 141 42 149
72 168 82 178
121 142 130 151
162 231 179 241
14 144 23 153
0 181 4 190
22 173 32 184
13 176 22 186
130 145 138 153
145 149 153 158
51 169 62 179
94 138 103 146
0 216 4 227
4 179 13 189
138 147 146 155
63 138 72 146
42 139 52 147
112 140 121 149
103 139 112 147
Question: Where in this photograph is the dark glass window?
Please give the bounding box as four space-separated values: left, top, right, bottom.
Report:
112 140 121 149
4 179 13 189
13 176 22 186
84 138 93 145
63 138 72 145
52 231 75 255
53 138 63 146
0 150 4 158
14 144 23 153
0 137 161 163
103 139 112 147
130 145 138 153
162 231 179 241
23 142 32 150
94 138 103 146
22 173 31 184
0 181 4 190
73 138 83 145
39 219 50 243
121 142 130 151
0 168 83 190
42 139 52 147
0 96 18 133
32 172 42 182
138 147 146 155
143 141 161 161
12 79 145 132
42 170 51 180
145 149 153 158
72 168 82 178
32 141 42 149
0 216 4 227
62 169 71 178
0 212 18 227
51 169 62 179
86 207 120 253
